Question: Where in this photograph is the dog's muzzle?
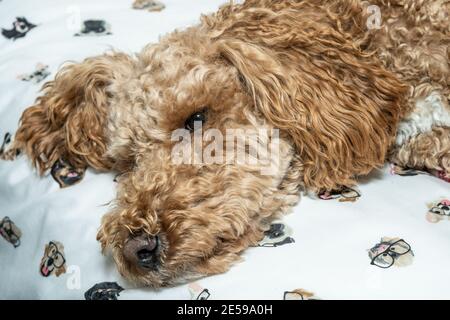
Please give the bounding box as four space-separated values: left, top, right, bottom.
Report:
123 234 159 270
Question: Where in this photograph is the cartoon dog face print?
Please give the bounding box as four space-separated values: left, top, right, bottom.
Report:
431 170 450 183
0 132 11 155
0 217 22 248
84 282 124 300
318 186 361 202
18 64 50 84
51 159 85 188
368 237 414 269
0 132 20 160
391 164 450 183
133 0 166 12
40 241 67 277
2 17 36 40
283 289 320 300
427 199 450 223
74 20 112 36
390 163 423 177
188 282 211 300
258 222 295 247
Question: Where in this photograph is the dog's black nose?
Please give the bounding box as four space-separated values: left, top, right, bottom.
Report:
123 234 159 270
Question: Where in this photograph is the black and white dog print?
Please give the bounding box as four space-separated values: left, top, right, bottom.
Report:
18 63 50 84
368 237 414 268
0 216 22 248
258 222 295 247
318 186 361 202
0 132 20 159
51 159 85 188
0 132 12 155
133 0 166 12
2 17 36 40
85 282 124 300
75 20 112 36
427 199 450 223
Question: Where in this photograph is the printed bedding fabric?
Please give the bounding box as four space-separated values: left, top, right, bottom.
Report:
0 0 449 300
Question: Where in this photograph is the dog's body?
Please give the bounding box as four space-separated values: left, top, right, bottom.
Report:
2 0 449 287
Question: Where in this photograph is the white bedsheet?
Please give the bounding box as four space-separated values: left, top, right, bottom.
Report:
0 0 449 300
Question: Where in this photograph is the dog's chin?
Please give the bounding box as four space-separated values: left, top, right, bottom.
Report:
115 257 198 288
130 270 168 288
111 240 217 288
109 247 166 288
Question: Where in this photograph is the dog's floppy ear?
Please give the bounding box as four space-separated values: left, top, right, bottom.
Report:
215 14 408 190
12 53 134 174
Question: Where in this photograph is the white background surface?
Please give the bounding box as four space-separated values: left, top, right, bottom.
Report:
0 0 449 300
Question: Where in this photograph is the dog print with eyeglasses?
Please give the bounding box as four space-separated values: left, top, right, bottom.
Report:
18 64 50 84
368 237 414 269
391 163 450 183
133 0 165 11
84 282 124 300
2 17 36 40
0 133 12 155
74 20 112 36
426 199 450 223
0 217 22 248
0 132 21 159
283 289 320 300
257 222 295 247
318 187 361 202
40 241 67 277
188 282 211 300
51 159 85 188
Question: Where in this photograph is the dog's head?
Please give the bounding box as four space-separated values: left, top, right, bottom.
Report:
40 241 67 277
97 33 298 285
98 1 410 286
96 1 406 286
15 1 407 287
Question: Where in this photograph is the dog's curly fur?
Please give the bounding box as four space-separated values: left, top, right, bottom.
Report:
2 0 449 287
391 127 450 172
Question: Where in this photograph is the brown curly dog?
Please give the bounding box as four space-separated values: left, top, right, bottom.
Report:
2 0 449 287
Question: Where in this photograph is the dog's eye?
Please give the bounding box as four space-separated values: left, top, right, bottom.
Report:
185 110 206 132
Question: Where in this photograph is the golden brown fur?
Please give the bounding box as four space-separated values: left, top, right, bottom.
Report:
368 0 449 110
391 127 450 172
7 53 135 173
2 0 449 287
